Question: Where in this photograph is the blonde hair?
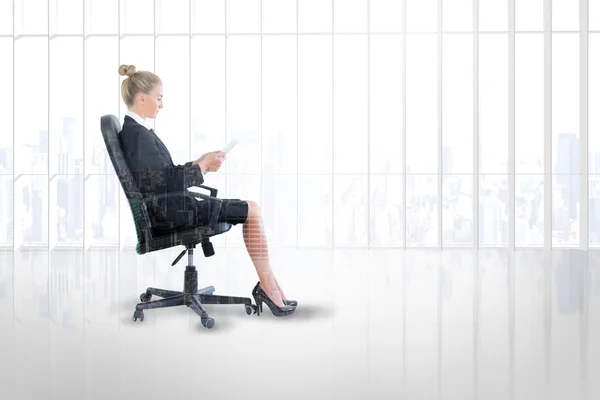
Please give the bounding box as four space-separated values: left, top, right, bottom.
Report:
118 64 162 108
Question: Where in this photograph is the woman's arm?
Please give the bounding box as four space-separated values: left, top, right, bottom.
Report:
122 130 205 193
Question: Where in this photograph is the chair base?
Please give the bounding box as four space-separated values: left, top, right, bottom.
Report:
132 265 257 329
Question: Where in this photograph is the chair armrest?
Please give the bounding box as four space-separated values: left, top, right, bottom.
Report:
192 184 218 198
141 186 223 228
141 183 219 203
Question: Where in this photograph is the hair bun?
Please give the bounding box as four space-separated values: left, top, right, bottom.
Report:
118 64 137 77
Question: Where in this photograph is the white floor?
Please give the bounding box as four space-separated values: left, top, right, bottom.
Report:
0 247 599 400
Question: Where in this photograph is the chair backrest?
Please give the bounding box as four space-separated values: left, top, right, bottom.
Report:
100 115 153 252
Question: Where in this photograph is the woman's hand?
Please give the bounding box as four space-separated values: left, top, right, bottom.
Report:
197 151 226 173
196 151 214 164
194 150 220 166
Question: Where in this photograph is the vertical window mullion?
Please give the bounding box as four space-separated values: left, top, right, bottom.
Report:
261 0 263 244
473 0 480 393
437 4 443 394
332 0 335 248
189 0 192 164
83 0 85 249
368 0 371 248
438 0 443 249
474 0 479 249
153 1 156 92
508 5 517 391
580 0 589 250
296 0 299 248
224 0 228 249
509 0 516 250
12 0 15 249
118 0 121 246
545 0 552 250
48 0 50 250
402 0 406 250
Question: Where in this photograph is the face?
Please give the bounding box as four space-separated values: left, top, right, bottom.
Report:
137 84 163 119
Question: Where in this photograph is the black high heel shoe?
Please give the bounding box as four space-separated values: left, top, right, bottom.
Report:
252 282 296 317
253 281 298 308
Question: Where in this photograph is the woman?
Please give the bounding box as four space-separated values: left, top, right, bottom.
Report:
118 64 296 317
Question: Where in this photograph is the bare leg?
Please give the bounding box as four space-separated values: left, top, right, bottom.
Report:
242 200 285 307
274 277 287 301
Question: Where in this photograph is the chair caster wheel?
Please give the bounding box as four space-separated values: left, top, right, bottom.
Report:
245 305 257 315
202 317 215 329
133 310 144 322
140 293 152 303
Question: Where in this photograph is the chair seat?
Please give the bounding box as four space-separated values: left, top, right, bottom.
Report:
137 222 233 254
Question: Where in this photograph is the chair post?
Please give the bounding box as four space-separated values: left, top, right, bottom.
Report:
183 244 198 300
187 245 194 267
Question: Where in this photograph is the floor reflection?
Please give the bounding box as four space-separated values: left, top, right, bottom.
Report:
0 248 598 399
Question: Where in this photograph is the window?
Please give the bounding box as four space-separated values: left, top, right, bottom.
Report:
406 0 437 33
191 36 226 173
50 175 84 247
192 0 225 34
15 0 48 35
50 0 83 35
227 0 260 34
334 35 368 174
370 175 404 246
155 36 191 165
370 34 404 175
0 175 13 246
552 34 580 247
14 175 49 248
443 0 472 32
2 2 598 249
0 38 13 176
443 175 474 245
156 0 189 34
84 175 120 246
552 0 579 31
480 0 508 32
85 0 118 35
298 0 332 33
263 36 297 175
84 37 119 176
50 38 84 177
0 38 12 246
479 34 509 175
590 34 600 246
298 176 333 247
442 34 473 175
263 0 296 34
370 0 403 33
298 36 333 174
589 34 600 175
121 0 153 35
334 0 367 33
226 36 261 175
406 175 438 246
334 175 369 247
262 175 298 248
592 0 600 31
0 1 13 35
516 0 544 32
406 34 437 174
14 38 48 176
515 33 544 247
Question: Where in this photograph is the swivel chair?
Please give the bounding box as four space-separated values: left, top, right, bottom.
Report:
100 115 257 329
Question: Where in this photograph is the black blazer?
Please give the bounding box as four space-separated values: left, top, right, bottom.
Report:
118 115 207 230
